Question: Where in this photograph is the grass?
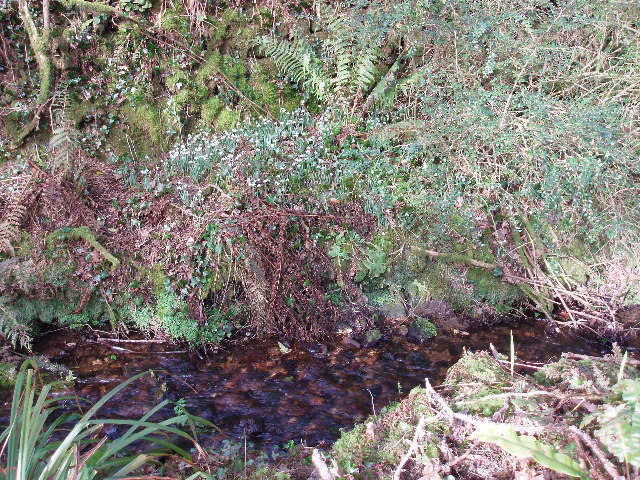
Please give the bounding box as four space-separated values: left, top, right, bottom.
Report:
0 360 211 480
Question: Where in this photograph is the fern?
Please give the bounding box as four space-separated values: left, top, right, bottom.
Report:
259 4 382 108
0 297 32 349
260 35 330 102
352 43 381 93
48 85 80 180
0 175 32 256
50 80 69 128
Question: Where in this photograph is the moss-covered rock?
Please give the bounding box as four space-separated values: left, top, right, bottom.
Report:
407 317 437 341
201 96 223 125
364 329 382 345
121 103 167 150
444 351 512 415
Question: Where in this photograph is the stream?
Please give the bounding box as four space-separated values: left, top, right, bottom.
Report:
20 318 611 451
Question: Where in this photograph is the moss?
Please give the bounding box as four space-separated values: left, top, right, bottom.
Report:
149 263 168 296
445 351 511 415
214 108 240 132
121 103 166 149
366 287 398 307
466 266 522 312
412 317 437 338
174 89 197 109
15 231 36 257
2 111 28 141
207 8 239 45
11 295 109 329
166 71 190 91
66 100 95 127
201 96 223 125
159 6 190 35
364 329 382 344
331 387 447 476
196 53 223 85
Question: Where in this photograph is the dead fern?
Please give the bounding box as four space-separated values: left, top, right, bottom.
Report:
0 174 34 256
48 84 81 182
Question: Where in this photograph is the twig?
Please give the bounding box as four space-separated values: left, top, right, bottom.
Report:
445 443 476 468
393 416 427 480
565 352 640 366
312 449 335 480
96 337 167 344
568 426 621 480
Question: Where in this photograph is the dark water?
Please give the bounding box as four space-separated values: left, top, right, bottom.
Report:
26 320 607 450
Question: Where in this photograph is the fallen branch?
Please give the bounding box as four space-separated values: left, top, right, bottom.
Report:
568 426 622 480
455 390 598 413
564 352 640 366
393 416 427 480
97 337 167 344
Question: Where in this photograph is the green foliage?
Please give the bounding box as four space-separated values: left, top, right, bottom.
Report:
0 362 16 389
118 0 152 14
595 379 640 468
214 108 240 133
445 352 511 415
0 360 208 480
46 226 119 269
472 423 584 478
12 295 109 329
413 317 436 339
131 291 235 345
0 296 33 349
201 96 223 125
258 5 385 107
121 103 166 149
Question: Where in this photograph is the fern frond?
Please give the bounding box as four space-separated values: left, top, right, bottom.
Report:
0 298 31 349
49 125 79 179
260 35 330 101
51 82 70 129
0 175 32 256
352 43 381 93
316 3 348 38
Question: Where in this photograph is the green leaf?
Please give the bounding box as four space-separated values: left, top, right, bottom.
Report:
473 423 583 478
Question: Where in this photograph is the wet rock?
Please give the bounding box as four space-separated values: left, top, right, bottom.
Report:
377 303 407 319
412 300 454 319
396 325 409 336
305 343 329 356
342 337 361 349
617 305 640 325
408 318 437 343
364 329 383 346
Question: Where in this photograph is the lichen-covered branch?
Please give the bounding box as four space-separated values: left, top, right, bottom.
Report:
46 226 120 269
12 0 53 148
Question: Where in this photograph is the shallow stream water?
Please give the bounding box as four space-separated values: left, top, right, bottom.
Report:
23 319 610 451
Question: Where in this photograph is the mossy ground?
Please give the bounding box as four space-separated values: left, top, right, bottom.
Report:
326 349 639 479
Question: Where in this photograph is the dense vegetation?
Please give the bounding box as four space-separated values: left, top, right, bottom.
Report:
0 0 638 478
0 0 638 346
